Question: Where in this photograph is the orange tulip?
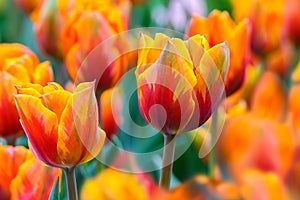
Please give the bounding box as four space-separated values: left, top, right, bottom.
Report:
136 33 229 135
0 145 60 200
100 87 123 139
289 84 300 139
265 44 294 78
30 0 67 58
187 10 250 95
161 175 241 200
14 81 105 169
231 0 284 54
80 168 156 200
0 43 53 141
63 9 128 92
240 169 288 200
219 113 295 181
250 71 287 121
282 0 300 45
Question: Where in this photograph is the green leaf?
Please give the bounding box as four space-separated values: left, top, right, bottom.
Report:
48 178 60 200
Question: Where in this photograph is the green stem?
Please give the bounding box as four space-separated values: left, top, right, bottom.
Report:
209 109 218 178
64 168 78 200
159 134 176 190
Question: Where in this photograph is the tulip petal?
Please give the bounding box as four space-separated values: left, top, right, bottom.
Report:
197 42 229 101
33 61 54 86
0 72 23 136
41 90 72 120
73 81 100 149
14 95 60 167
57 99 85 166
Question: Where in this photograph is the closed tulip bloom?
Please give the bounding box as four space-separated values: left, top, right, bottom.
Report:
0 43 53 142
14 81 105 169
0 145 60 200
62 9 129 93
136 33 229 135
231 0 284 54
187 10 250 95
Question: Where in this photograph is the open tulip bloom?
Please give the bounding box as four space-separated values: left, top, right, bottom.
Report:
14 81 106 200
135 33 230 189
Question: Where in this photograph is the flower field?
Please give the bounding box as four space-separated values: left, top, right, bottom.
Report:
1 0 300 199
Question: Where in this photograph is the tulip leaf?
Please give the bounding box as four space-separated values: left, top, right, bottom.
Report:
48 178 60 200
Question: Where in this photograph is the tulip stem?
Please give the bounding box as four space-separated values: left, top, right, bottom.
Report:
159 134 176 190
209 109 218 178
64 168 78 200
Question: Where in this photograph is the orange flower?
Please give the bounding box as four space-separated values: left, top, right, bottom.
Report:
30 0 67 58
187 10 250 95
219 113 295 181
282 0 300 45
14 81 106 169
100 87 123 139
161 175 241 200
49 0 130 91
0 43 53 141
63 9 128 92
289 84 300 138
0 145 60 200
136 33 229 135
240 169 288 200
250 71 287 121
80 168 155 200
231 0 284 54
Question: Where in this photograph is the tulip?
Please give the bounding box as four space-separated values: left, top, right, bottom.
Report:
282 0 300 45
187 10 250 96
231 0 284 54
100 87 123 139
0 43 53 143
136 33 229 135
14 81 106 199
63 10 128 92
81 168 156 200
218 113 294 181
289 84 300 138
250 71 287 121
136 33 229 189
240 169 288 200
0 145 60 200
30 0 65 58
162 175 241 200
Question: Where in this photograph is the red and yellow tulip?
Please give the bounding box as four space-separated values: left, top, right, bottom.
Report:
187 10 250 95
0 145 60 200
0 43 53 141
14 81 105 169
136 33 229 135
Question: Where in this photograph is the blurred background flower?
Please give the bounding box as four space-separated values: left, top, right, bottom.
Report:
0 43 53 144
0 145 60 200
